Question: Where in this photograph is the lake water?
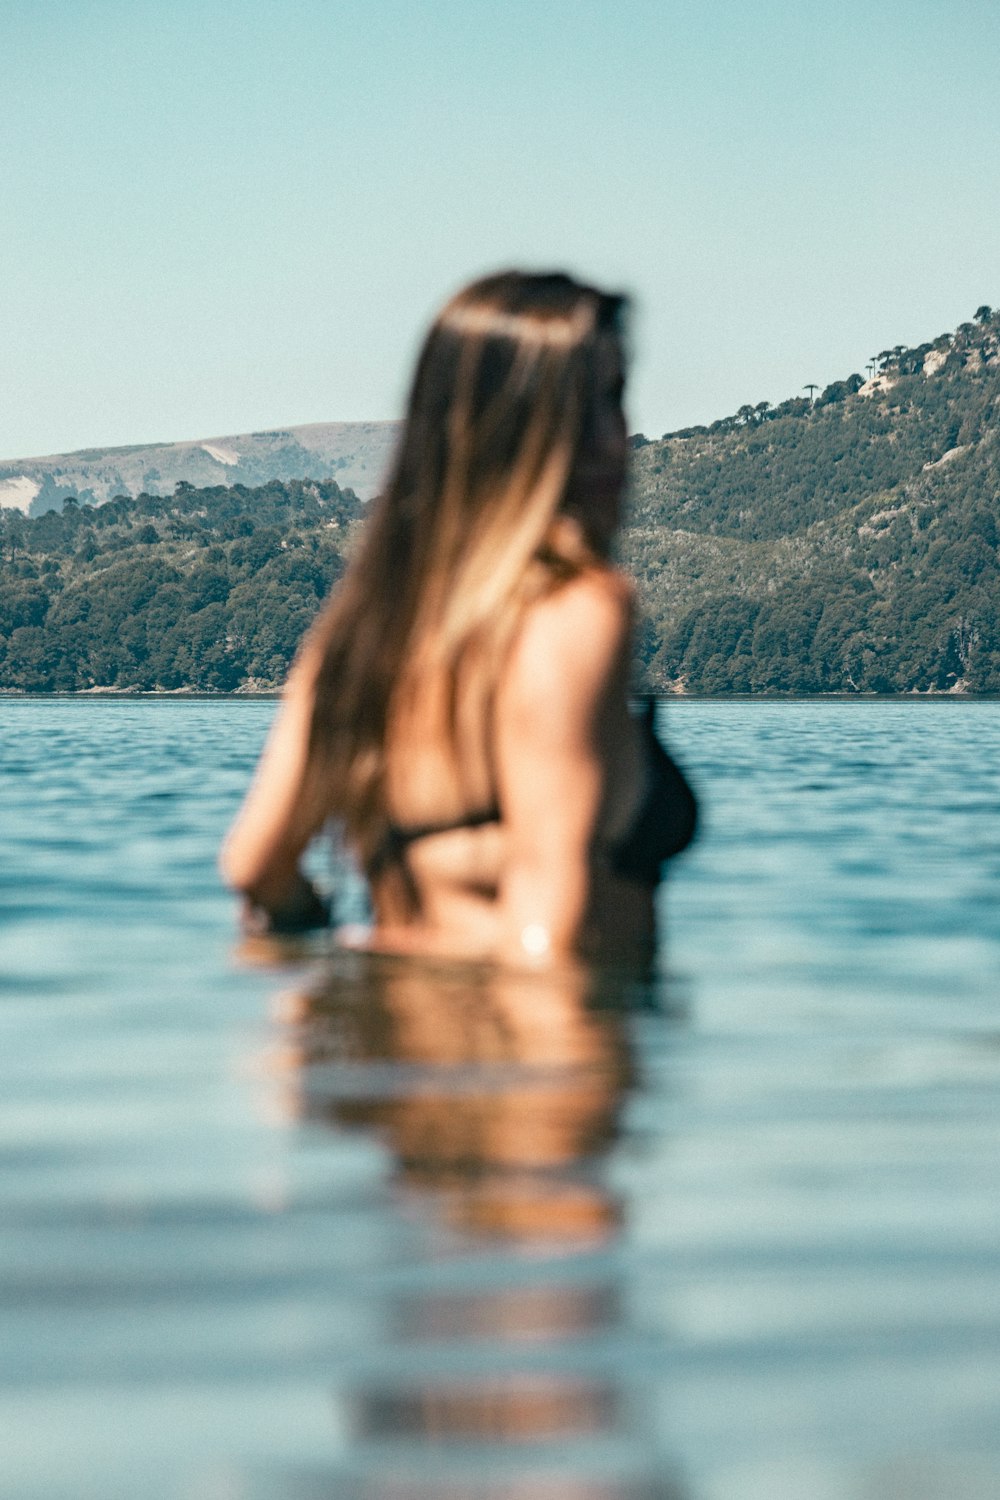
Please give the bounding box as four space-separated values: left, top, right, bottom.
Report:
2 699 1000 1499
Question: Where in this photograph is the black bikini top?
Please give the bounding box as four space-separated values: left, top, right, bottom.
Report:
376 699 697 888
607 697 698 885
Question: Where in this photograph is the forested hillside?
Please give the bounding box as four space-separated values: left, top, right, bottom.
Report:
2 306 999 694
624 305 1000 692
0 480 360 691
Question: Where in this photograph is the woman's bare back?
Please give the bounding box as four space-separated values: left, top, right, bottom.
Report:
371 566 655 959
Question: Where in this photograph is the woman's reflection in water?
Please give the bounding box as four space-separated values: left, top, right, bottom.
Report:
271 951 686 1499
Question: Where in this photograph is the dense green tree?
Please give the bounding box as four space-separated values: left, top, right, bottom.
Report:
1 477 359 692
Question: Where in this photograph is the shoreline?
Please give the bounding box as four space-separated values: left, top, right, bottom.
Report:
4 690 1000 704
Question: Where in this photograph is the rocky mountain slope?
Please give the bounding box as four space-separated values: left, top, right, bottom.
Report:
0 421 398 516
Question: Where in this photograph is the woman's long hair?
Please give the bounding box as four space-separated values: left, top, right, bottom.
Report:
300 270 627 872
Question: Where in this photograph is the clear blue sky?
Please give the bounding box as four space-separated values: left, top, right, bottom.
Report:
3 0 998 458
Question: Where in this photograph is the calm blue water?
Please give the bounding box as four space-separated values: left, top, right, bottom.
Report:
2 699 1000 1499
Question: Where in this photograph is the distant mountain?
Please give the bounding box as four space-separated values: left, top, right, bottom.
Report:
0 421 400 516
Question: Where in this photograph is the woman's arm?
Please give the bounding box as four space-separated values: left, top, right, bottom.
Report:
219 647 330 928
493 567 635 965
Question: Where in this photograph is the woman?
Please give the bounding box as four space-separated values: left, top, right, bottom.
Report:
221 270 695 963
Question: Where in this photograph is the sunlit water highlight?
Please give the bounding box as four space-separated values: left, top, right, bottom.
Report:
2 699 999 1499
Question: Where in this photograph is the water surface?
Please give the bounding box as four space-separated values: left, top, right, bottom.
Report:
2 699 999 1498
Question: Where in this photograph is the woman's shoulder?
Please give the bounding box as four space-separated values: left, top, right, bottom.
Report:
528 563 634 648
501 566 634 717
